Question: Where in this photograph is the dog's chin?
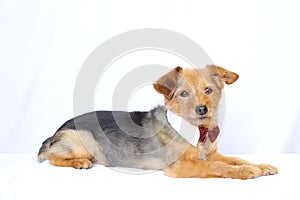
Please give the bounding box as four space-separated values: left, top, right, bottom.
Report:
189 116 211 127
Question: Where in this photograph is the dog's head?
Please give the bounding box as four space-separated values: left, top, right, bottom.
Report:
153 65 239 127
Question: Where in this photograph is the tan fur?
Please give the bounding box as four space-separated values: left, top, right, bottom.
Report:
39 129 108 169
154 65 278 179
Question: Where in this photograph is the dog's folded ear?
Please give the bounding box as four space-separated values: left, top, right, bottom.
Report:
206 65 239 88
153 66 182 99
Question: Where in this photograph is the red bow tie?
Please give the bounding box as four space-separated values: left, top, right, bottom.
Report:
198 126 220 143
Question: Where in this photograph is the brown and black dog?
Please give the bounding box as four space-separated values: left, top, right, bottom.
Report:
38 65 278 179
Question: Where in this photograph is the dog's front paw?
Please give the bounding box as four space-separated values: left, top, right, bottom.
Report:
257 164 278 176
236 165 263 180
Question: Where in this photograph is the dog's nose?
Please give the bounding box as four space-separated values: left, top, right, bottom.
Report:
195 105 208 115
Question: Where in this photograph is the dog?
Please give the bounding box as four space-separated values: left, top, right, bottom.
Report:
38 65 278 179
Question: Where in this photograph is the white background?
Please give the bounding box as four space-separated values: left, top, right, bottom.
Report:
0 0 299 154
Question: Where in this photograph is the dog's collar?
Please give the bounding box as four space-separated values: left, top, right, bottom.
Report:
166 109 219 147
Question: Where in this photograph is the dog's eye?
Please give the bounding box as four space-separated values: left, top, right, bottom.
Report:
180 91 189 97
205 87 213 94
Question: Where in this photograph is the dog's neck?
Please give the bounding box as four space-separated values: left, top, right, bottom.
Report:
166 109 220 147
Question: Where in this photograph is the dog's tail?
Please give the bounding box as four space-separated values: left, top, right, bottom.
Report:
37 136 53 162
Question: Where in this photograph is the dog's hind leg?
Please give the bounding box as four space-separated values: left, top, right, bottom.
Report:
38 129 95 169
48 154 93 169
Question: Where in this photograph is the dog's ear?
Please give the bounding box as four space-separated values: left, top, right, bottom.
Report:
206 65 239 88
153 66 182 99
